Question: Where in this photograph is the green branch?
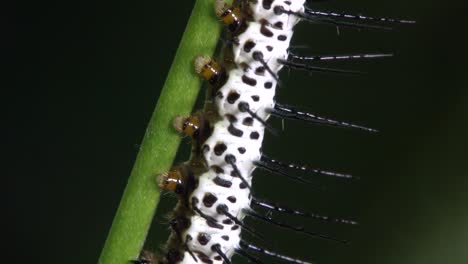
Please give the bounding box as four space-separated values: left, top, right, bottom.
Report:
98 0 222 263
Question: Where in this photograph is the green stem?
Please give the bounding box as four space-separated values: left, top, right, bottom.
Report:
98 0 222 263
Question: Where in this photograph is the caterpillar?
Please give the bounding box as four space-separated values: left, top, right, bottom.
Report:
134 0 413 263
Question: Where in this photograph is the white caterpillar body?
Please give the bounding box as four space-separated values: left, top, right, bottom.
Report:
180 1 305 263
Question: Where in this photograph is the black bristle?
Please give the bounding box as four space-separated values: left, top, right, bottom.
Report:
261 155 357 180
225 154 253 192
271 103 378 133
275 6 394 31
245 209 348 244
251 197 358 225
212 244 232 264
252 51 280 82
238 102 279 136
278 58 365 75
192 197 219 223
216 204 264 239
239 240 314 264
288 52 394 62
304 8 416 25
184 235 199 262
254 160 325 191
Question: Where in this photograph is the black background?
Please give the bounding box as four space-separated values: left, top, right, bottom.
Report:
8 0 468 263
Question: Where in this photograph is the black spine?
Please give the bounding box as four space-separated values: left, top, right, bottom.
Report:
288 52 393 62
271 103 378 133
254 160 325 191
238 102 279 136
245 209 348 244
304 8 416 25
225 154 253 192
211 244 232 264
251 197 358 225
261 155 357 180
216 204 264 239
278 58 364 75
274 6 394 31
239 240 313 264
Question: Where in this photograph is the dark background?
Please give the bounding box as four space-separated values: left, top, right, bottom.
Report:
8 0 468 263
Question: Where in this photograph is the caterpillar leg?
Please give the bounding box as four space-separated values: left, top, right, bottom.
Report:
157 164 198 200
131 250 157 264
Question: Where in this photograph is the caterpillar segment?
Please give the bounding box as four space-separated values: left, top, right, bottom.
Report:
135 0 413 263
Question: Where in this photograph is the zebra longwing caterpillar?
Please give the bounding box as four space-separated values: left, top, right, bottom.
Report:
136 1 413 263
